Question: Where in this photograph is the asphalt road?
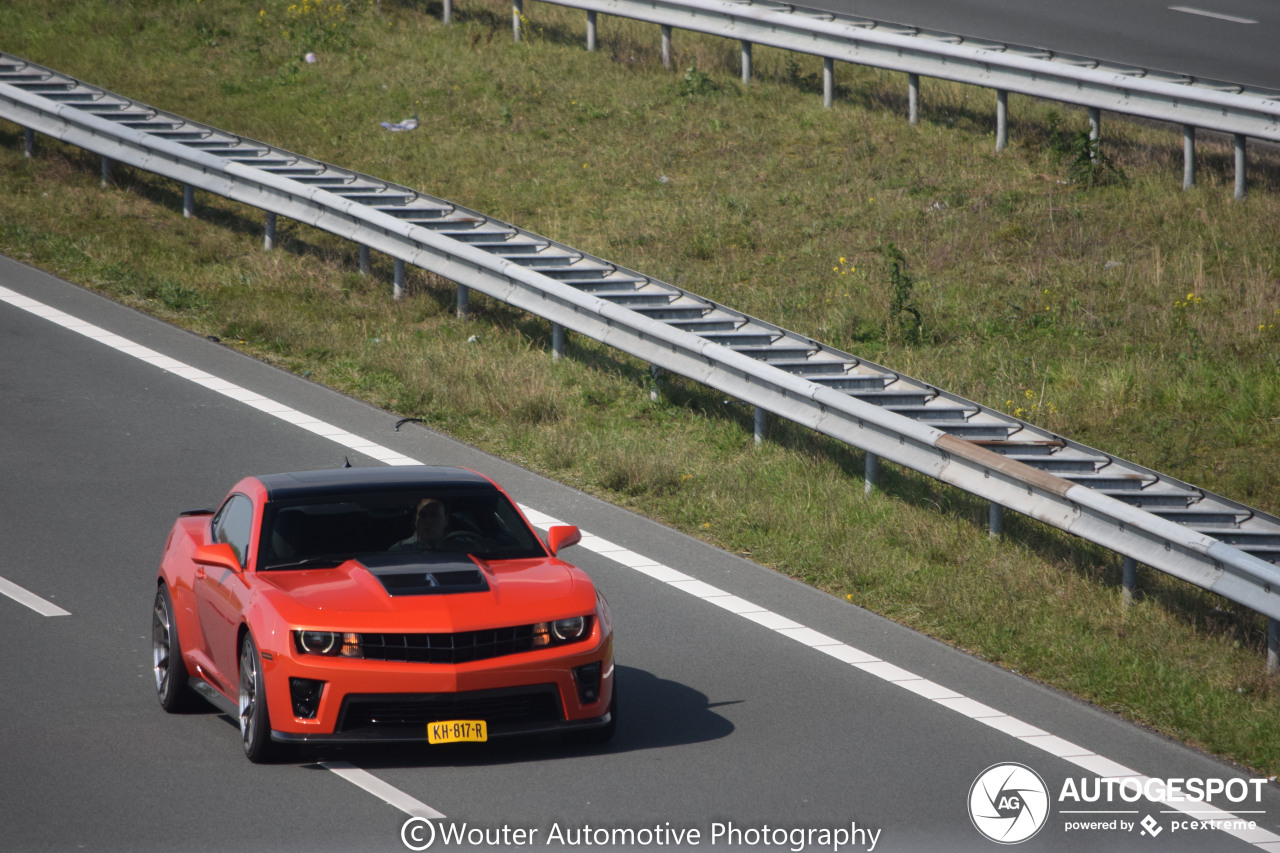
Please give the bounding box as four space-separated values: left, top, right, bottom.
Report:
2 252 1277 852
817 0 1280 90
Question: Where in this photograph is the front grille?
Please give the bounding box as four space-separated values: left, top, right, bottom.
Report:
360 625 535 664
336 685 562 736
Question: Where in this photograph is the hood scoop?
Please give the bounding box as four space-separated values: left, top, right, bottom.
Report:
359 554 490 597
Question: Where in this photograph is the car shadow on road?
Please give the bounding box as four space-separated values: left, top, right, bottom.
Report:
292 665 735 769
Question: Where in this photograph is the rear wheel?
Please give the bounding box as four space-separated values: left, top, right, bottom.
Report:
152 584 193 712
238 633 279 763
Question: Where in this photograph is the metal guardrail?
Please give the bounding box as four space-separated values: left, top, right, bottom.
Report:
498 0 1280 196
538 0 1280 134
2 52 1279 667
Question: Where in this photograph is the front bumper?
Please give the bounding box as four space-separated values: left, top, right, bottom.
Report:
260 630 614 743
273 683 613 743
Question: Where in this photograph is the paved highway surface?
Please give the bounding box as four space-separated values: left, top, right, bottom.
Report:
2 252 1277 851
816 0 1280 90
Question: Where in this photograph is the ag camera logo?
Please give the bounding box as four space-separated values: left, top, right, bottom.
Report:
968 763 1050 844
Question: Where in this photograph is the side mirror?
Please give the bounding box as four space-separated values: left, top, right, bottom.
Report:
546 525 582 557
193 542 243 573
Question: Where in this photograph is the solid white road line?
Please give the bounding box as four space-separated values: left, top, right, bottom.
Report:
0 290 421 468
536 508 1280 848
3 285 1275 847
0 574 71 616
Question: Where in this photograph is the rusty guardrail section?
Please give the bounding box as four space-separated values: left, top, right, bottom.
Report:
2 51 1278 667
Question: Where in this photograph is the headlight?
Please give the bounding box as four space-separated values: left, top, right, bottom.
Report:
298 631 338 655
552 616 586 641
295 631 363 658
533 616 591 647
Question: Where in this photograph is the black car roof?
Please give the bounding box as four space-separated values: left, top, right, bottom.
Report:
258 466 494 501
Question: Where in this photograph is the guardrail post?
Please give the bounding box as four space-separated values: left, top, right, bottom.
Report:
823 58 834 109
358 245 370 275
988 502 1004 537
456 284 470 318
1269 619 1279 674
182 185 194 219
1234 134 1247 200
1088 108 1101 161
586 11 597 51
100 155 112 187
264 211 276 250
551 322 565 360
649 364 662 402
908 74 919 126
661 25 672 70
1121 556 1137 606
23 127 35 158
864 452 880 494
753 406 767 445
741 41 752 84
1182 125 1196 190
995 90 1008 152
512 0 522 42
442 0 452 25
393 258 406 300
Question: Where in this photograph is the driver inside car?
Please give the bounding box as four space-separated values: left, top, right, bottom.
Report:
390 497 449 551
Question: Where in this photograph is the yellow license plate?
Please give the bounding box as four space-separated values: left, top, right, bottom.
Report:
427 719 487 744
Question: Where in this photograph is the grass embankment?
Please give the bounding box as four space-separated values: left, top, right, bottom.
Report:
2 0 1279 772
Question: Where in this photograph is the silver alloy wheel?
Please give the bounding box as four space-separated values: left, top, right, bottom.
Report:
239 638 259 749
152 590 171 699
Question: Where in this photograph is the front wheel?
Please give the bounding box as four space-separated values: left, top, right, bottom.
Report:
152 584 193 712
238 633 279 763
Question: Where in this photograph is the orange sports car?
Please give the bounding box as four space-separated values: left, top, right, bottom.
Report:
151 465 615 762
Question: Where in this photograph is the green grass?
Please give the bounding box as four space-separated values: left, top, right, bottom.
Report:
3 0 1280 773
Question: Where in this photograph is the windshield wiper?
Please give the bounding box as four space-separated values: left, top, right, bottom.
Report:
261 556 350 571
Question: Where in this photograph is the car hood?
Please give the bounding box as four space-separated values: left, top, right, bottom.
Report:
252 554 593 632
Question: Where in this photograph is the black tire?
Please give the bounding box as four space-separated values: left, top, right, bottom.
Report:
152 584 194 712
238 633 280 763
564 680 617 747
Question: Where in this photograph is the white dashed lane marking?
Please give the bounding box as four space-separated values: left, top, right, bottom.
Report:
321 761 445 819
0 574 70 616
1168 5 1259 23
3 285 1275 848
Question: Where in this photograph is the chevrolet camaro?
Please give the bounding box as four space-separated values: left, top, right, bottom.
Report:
151 465 615 762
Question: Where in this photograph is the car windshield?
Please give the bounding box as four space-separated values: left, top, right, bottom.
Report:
257 488 546 569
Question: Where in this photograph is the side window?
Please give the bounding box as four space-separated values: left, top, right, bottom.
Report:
211 494 255 568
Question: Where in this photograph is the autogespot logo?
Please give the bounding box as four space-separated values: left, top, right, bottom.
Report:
968 763 1051 845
